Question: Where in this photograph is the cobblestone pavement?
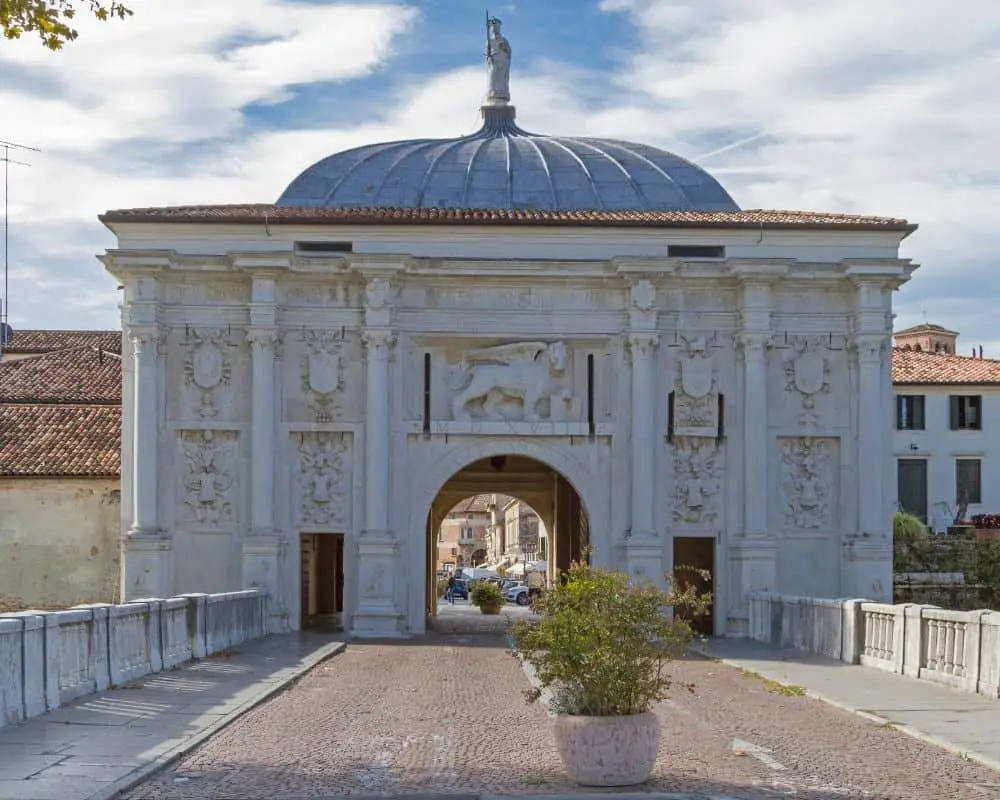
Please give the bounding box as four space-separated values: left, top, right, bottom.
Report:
123 635 1000 800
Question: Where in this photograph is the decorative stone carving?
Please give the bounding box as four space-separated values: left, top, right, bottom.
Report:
780 437 837 529
300 330 345 422
284 283 348 308
630 279 656 313
295 432 349 527
783 336 831 425
672 437 722 525
450 341 571 422
182 328 236 418
627 332 659 360
852 334 886 364
179 430 238 527
673 334 718 436
364 277 393 311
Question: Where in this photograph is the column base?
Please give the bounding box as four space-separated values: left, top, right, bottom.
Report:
617 540 666 588
242 532 289 633
354 529 404 636
123 534 173 602
728 537 778 636
841 536 892 602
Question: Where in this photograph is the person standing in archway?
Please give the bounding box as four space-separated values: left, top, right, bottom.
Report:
446 574 457 605
526 566 544 602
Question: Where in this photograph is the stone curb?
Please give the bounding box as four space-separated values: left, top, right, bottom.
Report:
90 640 348 800
689 648 1000 775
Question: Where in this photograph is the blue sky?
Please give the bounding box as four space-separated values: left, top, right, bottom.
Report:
2 0 999 354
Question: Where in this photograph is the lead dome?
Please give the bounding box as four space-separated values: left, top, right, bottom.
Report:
276 18 739 213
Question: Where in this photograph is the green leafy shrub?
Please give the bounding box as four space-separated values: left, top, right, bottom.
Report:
507 563 712 716
470 580 505 611
893 511 929 544
436 577 450 599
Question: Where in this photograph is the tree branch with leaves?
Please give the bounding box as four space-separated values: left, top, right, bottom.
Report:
1 0 133 50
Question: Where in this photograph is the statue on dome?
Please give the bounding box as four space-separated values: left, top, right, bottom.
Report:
485 15 511 105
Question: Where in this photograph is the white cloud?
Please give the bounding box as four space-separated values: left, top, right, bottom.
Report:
601 0 1000 355
3 0 999 358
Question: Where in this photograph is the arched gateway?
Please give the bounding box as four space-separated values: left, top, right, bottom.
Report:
99 23 918 638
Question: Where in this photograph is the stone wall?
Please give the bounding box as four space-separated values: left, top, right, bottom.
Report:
0 477 120 608
749 593 1000 699
0 590 267 729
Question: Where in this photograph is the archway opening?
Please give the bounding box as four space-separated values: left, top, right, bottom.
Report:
423 455 590 629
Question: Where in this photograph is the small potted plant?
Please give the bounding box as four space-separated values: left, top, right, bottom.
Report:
508 562 710 787
470 580 505 615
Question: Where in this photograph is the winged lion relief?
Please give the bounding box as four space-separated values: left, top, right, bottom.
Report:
449 341 570 422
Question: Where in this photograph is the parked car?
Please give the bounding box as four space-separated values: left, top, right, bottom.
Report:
504 584 530 606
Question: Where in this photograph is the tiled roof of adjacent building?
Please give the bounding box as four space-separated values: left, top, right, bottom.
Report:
0 405 121 477
0 346 122 404
449 495 495 515
892 348 1000 385
99 204 917 233
0 330 122 477
4 329 121 355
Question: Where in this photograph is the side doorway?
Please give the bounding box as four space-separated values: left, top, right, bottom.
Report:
673 536 715 637
897 458 928 523
300 533 345 631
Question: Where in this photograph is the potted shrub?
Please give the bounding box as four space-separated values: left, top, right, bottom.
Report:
470 580 505 615
507 562 710 787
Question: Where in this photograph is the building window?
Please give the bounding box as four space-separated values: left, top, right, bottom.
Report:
949 395 982 430
956 459 982 505
896 395 925 430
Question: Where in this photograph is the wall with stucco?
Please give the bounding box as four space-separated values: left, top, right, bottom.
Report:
0 478 120 608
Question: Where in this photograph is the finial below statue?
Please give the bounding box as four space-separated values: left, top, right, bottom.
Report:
484 13 511 106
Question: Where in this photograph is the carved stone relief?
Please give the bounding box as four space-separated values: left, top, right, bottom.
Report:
283 283 349 308
181 328 237 418
673 334 718 436
783 336 832 425
672 437 722 525
300 330 346 422
179 430 238 528
448 341 576 422
295 432 349 528
780 437 838 529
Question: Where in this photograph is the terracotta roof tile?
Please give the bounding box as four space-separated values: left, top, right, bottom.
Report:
892 348 1000 385
0 346 122 404
0 405 121 477
4 329 121 355
99 204 916 233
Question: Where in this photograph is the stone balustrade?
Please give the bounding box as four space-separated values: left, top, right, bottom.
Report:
0 590 268 730
749 593 1000 699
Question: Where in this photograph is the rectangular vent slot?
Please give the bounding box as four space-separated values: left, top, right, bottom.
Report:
667 244 725 259
294 241 354 253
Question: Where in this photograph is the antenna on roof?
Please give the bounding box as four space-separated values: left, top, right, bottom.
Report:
0 139 40 358
920 304 928 324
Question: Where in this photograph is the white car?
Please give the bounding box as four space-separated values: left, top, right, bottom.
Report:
504 584 531 606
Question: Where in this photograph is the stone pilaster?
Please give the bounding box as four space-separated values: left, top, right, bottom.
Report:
627 332 659 541
736 331 772 537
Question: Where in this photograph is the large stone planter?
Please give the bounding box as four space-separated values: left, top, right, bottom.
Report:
479 604 501 615
551 711 660 786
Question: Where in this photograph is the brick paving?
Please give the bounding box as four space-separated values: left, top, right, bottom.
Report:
123 634 1000 800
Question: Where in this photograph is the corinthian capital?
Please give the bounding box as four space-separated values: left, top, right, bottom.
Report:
246 328 279 354
852 334 887 364
735 332 772 362
627 332 660 360
362 329 396 359
129 331 161 358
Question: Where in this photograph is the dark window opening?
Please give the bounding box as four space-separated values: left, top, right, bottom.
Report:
587 354 595 437
422 353 431 435
294 241 354 253
667 391 675 443
716 393 725 442
956 459 982 505
667 244 726 259
950 395 982 430
896 395 926 430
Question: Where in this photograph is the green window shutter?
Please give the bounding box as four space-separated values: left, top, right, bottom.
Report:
949 396 960 429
